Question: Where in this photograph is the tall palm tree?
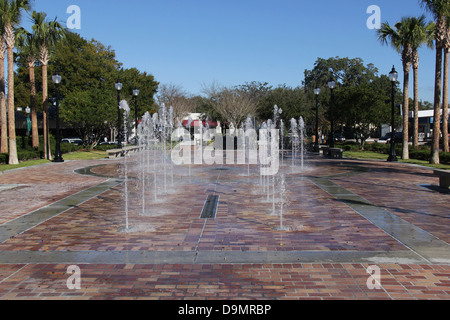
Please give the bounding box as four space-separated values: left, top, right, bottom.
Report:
17 27 39 148
419 0 450 164
0 0 30 165
32 11 66 160
0 21 6 154
378 17 417 160
410 16 435 149
443 23 450 152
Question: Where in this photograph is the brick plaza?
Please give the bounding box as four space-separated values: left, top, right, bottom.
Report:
0 153 449 300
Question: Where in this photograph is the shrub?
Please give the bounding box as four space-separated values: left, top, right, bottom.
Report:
17 151 40 161
94 144 118 151
0 153 7 164
440 152 450 164
60 143 84 154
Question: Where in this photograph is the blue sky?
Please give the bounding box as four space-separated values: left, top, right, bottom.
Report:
26 0 438 102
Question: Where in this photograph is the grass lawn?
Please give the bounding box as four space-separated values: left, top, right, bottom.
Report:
0 159 51 172
63 150 108 160
0 150 108 172
344 151 450 170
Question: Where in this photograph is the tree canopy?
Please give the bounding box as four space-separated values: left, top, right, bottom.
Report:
15 31 159 143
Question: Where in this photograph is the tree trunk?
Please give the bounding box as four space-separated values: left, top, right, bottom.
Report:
0 53 7 154
431 46 443 164
7 45 18 165
29 62 39 149
443 48 449 153
402 66 410 160
42 63 51 160
413 65 420 150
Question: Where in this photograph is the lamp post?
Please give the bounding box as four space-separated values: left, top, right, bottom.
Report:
52 72 63 163
328 78 336 148
25 106 31 137
388 66 399 162
314 88 321 152
115 80 123 148
133 87 140 138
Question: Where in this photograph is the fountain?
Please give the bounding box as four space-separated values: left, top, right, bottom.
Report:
245 116 254 177
277 173 290 231
118 102 309 234
290 118 298 169
119 100 131 231
299 116 306 171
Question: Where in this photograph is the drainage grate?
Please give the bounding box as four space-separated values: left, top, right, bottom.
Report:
200 195 220 219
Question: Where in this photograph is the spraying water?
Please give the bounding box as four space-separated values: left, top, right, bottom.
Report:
119 100 131 231
298 117 305 171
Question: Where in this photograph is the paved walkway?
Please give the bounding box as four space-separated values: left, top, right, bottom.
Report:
0 154 449 300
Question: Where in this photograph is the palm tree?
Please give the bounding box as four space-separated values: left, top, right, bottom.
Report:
419 0 450 164
410 16 435 149
0 0 30 165
17 27 39 148
378 17 417 160
32 11 66 160
443 23 450 152
0 22 6 154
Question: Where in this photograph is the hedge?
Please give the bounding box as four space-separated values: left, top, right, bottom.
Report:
0 151 41 164
335 141 450 164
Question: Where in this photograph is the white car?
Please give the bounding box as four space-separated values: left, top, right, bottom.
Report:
62 138 83 145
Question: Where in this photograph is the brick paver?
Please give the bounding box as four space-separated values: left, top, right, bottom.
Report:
0 154 449 300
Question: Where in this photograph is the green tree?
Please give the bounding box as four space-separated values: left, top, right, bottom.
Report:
31 10 67 160
303 57 395 143
258 85 311 126
409 17 435 149
117 67 159 125
22 32 158 143
0 0 30 165
419 0 450 164
378 17 426 160
60 87 116 144
17 27 40 148
0 19 6 154
334 75 396 149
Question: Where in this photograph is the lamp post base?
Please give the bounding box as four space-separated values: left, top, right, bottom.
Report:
387 155 398 162
53 153 64 163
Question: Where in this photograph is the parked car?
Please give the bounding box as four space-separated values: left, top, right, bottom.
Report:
61 138 83 145
334 133 346 142
379 132 403 144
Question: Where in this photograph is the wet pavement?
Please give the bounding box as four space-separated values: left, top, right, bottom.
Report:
0 154 449 300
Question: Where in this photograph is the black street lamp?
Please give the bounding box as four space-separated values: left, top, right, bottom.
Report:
25 106 31 137
115 80 123 148
52 72 63 163
133 87 140 137
328 78 336 148
388 66 399 162
313 88 321 152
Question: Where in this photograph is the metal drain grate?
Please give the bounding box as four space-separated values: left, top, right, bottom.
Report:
200 195 220 219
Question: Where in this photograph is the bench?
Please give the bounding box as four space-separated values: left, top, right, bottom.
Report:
107 146 141 159
434 169 450 189
321 146 330 157
321 147 343 159
329 148 343 159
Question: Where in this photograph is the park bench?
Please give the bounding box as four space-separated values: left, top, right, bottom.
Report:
107 146 141 159
321 147 343 159
434 169 450 189
321 146 330 157
329 148 344 159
